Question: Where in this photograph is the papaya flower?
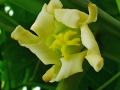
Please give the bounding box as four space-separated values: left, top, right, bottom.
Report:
11 0 104 82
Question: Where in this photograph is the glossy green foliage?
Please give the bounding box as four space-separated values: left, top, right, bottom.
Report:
0 0 120 90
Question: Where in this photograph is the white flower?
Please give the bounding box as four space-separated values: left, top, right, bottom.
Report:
11 0 104 82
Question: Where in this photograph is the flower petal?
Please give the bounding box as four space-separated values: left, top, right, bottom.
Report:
47 0 63 13
31 0 63 39
81 25 104 72
42 63 61 82
11 25 39 44
11 25 59 65
54 3 97 28
31 4 55 40
51 51 87 82
55 9 88 28
86 3 98 23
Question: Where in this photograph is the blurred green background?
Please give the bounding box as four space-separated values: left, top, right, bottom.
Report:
0 0 120 90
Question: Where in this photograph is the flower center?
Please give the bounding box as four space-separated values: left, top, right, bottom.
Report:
50 30 83 59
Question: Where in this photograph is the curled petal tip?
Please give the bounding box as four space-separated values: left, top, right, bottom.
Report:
81 25 104 72
87 2 98 23
95 57 104 72
11 25 22 39
42 71 53 82
11 25 39 44
86 54 104 72
47 0 63 13
42 66 55 82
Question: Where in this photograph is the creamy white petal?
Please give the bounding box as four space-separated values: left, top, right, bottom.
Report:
81 25 104 72
86 3 98 23
31 4 55 40
51 51 87 82
55 9 88 28
11 25 39 44
47 0 63 13
42 64 61 82
11 25 59 65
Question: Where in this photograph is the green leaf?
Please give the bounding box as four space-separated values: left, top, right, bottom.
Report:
0 28 6 45
0 0 6 4
56 73 84 90
97 72 120 90
93 0 119 16
0 12 18 32
1 0 120 90
116 0 120 13
1 38 38 89
8 0 43 15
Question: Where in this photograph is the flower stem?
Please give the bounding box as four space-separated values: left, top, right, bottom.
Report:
96 72 120 90
98 8 120 30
